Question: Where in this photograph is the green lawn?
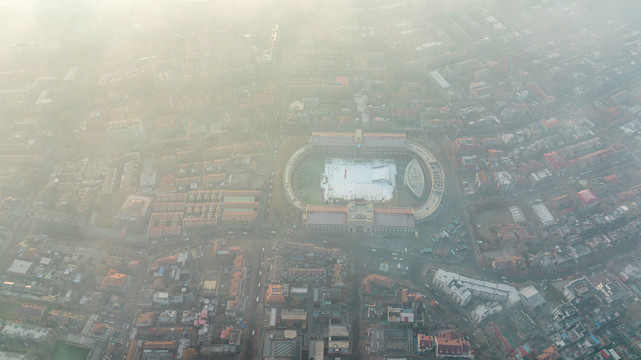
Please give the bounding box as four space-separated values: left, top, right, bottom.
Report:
0 297 23 321
502 327 521 348
295 157 325 205
51 342 90 360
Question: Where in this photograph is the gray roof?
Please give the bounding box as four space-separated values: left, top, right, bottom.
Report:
374 212 415 227
532 203 554 225
312 133 355 146
362 134 406 147
306 210 347 225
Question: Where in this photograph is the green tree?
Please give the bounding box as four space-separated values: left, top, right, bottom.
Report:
625 302 641 327
182 347 199 360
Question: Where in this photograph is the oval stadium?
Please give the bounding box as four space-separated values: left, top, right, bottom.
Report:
283 129 444 236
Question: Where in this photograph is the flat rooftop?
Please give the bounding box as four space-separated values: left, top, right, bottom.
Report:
306 206 348 225
362 133 406 147
312 132 354 146
7 259 32 275
374 208 415 227
322 158 397 202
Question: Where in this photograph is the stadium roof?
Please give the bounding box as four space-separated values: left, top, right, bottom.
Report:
374 208 415 227
362 133 406 147
311 130 406 147
305 205 348 225
311 132 354 146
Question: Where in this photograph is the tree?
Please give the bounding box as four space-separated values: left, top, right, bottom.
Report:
182 347 199 360
290 297 303 307
625 302 641 327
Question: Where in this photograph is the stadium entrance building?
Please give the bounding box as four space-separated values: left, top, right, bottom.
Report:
303 202 416 236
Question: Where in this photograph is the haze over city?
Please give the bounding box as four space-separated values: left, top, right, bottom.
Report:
1 1 641 360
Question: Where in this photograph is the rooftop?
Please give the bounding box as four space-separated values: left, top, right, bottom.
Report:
532 203 554 226
577 189 598 205
7 259 33 275
328 324 349 338
266 284 286 305
373 208 415 227
362 133 406 147
305 206 348 226
0 321 52 341
0 352 26 360
311 132 355 147
281 309 307 321
100 269 128 290
434 269 520 305
117 195 153 217
136 312 155 327
519 285 540 298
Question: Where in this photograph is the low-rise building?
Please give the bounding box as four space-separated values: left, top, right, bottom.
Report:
265 284 287 306
280 309 307 329
435 331 473 358
100 269 130 293
471 302 503 323
433 269 520 307
7 259 33 276
519 286 545 307
107 118 145 142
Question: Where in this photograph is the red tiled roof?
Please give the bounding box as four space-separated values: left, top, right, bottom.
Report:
362 274 393 293
100 269 128 289
604 174 620 184
136 312 155 327
577 189 598 205
417 334 434 351
142 341 176 350
266 284 286 305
